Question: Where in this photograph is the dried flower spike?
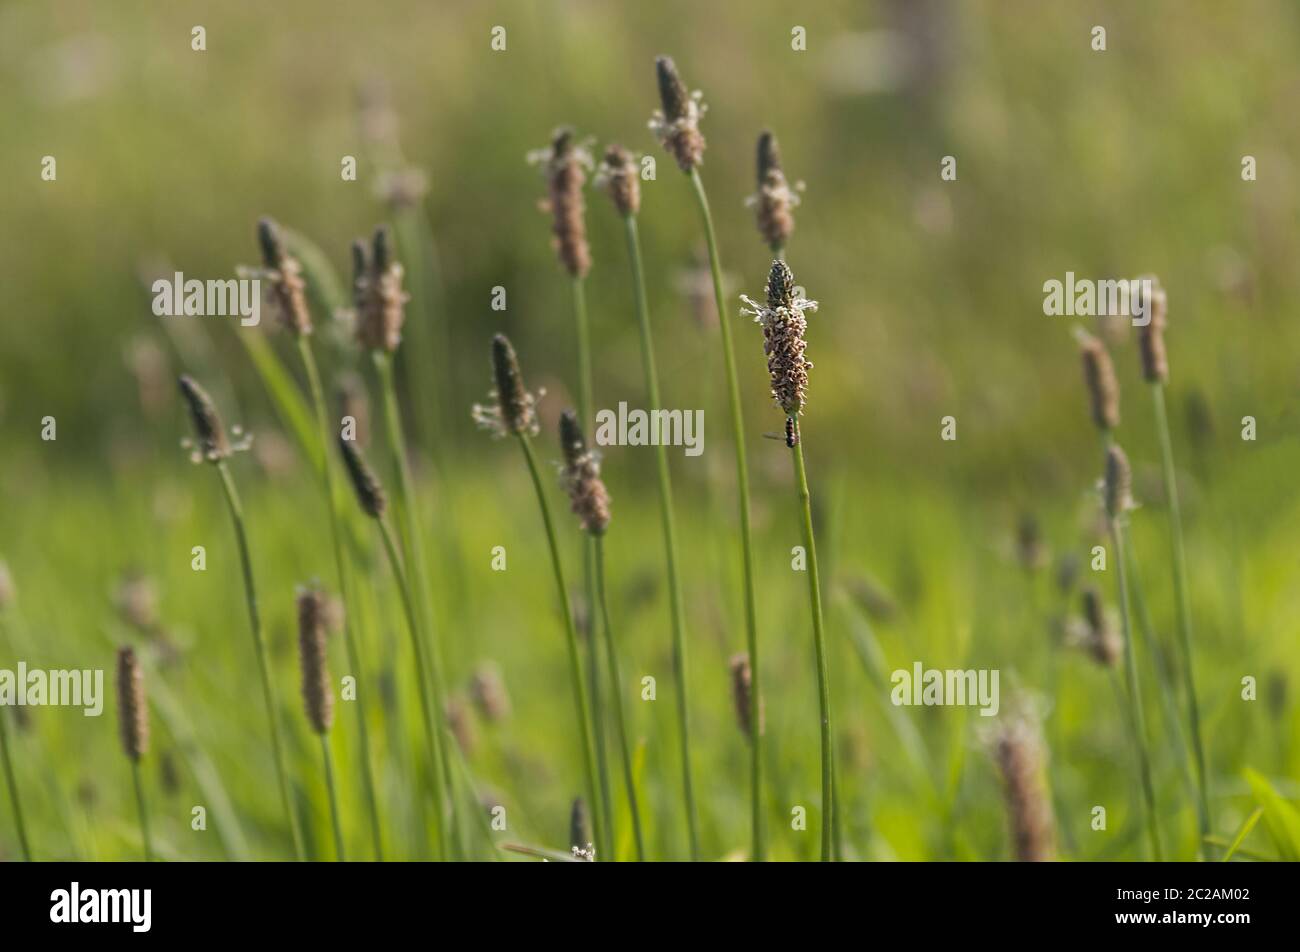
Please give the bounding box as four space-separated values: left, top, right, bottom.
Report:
740 259 818 417
355 225 407 353
529 128 592 278
116 646 149 761
650 56 707 172
473 334 540 437
1075 328 1120 431
729 653 764 740
1137 276 1168 384
1080 587 1120 667
256 217 312 336
747 131 801 251
177 375 231 462
297 588 334 734
596 143 641 218
1104 444 1134 519
559 409 611 535
991 712 1055 861
337 435 387 518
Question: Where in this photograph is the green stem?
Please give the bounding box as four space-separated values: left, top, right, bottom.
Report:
570 276 612 862
131 759 152 862
623 214 718 858
791 427 833 862
321 735 346 861
517 434 603 857
298 337 384 860
374 352 461 857
594 536 646 861
0 705 31 861
1111 517 1163 861
684 166 756 860
214 460 304 860
1153 382 1211 851
376 515 449 860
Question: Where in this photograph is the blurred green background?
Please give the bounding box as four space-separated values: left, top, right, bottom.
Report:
1 0 1298 861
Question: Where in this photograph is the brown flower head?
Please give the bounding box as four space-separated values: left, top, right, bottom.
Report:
528 128 592 278
177 374 231 462
569 796 594 859
354 225 407 353
337 434 387 518
740 259 818 417
1137 275 1168 384
297 587 334 734
1079 587 1120 667
559 409 611 535
989 707 1055 862
116 646 149 762
746 131 801 251
650 56 707 172
595 143 641 217
1075 328 1120 431
254 217 312 336
1103 444 1134 519
729 653 764 741
473 334 541 437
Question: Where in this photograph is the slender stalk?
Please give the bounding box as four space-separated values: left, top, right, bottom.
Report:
594 536 646 861
0 705 31 861
131 760 152 862
375 515 449 860
791 428 833 861
621 213 719 858
321 736 346 861
373 352 461 856
517 434 603 857
297 337 384 860
214 460 304 860
1152 382 1211 850
682 166 757 860
571 276 613 861
1110 517 1163 861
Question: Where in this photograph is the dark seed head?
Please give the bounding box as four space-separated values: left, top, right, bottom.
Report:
338 435 387 518
767 258 796 309
655 56 689 121
992 715 1055 862
297 588 333 734
178 374 230 462
543 127 591 278
1104 444 1133 518
257 217 284 270
729 653 764 741
1137 278 1169 384
491 335 532 435
116 646 148 762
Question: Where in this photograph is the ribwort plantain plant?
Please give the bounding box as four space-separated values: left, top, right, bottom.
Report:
296 587 345 862
1104 444 1163 860
116 646 152 862
177 374 303 859
474 335 603 858
255 217 384 860
559 408 645 861
337 432 451 860
354 226 462 857
1138 278 1211 854
595 141 698 860
649 53 737 860
741 259 833 860
529 129 614 860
